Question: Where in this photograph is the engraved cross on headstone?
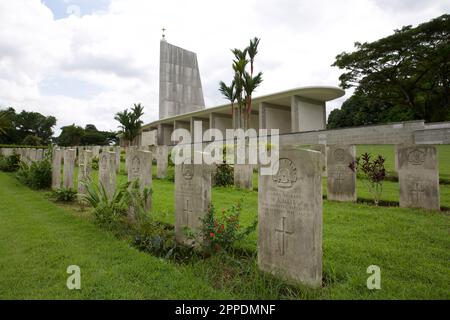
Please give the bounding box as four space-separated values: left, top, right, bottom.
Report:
183 198 193 225
275 216 293 256
411 182 425 204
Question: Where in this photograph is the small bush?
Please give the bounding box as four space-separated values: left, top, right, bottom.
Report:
349 153 387 206
16 159 52 189
0 153 21 172
197 201 257 254
134 221 195 262
214 163 234 186
52 188 78 202
91 156 99 170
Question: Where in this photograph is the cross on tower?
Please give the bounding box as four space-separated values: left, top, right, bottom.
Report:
183 198 193 225
275 216 294 256
411 182 425 204
162 27 166 40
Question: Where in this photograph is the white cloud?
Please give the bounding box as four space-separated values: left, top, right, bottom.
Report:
0 0 448 134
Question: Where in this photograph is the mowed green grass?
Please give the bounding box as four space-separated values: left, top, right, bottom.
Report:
0 173 231 299
1 154 449 299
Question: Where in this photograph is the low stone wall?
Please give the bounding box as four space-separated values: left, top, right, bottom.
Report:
281 120 426 145
414 128 450 144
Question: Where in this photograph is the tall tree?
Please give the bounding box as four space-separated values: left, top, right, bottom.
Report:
332 14 450 123
219 38 263 130
56 124 84 146
0 110 12 136
0 108 56 144
114 103 144 146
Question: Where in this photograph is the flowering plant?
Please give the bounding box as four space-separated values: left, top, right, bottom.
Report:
199 200 257 254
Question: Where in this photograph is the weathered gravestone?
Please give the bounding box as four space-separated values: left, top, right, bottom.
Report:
125 146 138 174
35 149 44 162
156 145 169 179
99 151 116 199
63 149 76 189
258 146 323 288
127 150 153 218
234 164 253 190
115 147 121 173
28 148 37 163
175 158 211 245
396 145 440 211
77 150 93 195
326 145 356 202
52 148 62 189
310 144 327 177
92 146 101 158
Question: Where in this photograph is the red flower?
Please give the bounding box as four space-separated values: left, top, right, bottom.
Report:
210 232 215 238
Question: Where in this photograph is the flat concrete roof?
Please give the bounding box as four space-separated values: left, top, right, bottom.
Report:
142 86 344 130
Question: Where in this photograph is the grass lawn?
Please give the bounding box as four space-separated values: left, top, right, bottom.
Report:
1 160 449 299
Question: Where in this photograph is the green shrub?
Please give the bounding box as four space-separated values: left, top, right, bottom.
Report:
196 201 257 254
80 182 128 227
80 180 151 227
349 153 387 206
133 221 195 262
51 188 78 202
22 135 43 146
91 156 99 170
16 159 52 189
214 163 234 186
0 154 21 172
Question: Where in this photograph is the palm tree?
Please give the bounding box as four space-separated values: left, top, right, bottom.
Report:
0 110 12 136
219 38 263 130
114 103 144 146
247 37 260 76
243 71 263 128
219 80 237 128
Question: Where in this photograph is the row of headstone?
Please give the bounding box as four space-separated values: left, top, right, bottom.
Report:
52 148 76 189
173 146 322 288
172 143 442 289
309 144 440 211
0 147 46 165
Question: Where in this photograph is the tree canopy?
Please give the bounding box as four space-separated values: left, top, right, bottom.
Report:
114 103 144 146
0 107 56 145
330 14 449 128
56 124 117 147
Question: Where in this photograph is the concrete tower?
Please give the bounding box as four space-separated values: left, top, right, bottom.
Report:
159 39 205 119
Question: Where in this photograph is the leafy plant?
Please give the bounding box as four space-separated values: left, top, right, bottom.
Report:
214 163 234 186
80 181 129 227
114 103 144 146
197 201 257 254
133 220 195 262
16 158 52 189
0 153 21 172
51 187 78 203
91 156 99 170
80 180 151 227
349 153 387 205
219 37 263 130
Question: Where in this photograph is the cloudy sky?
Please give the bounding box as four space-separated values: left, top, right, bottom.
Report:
0 0 448 134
